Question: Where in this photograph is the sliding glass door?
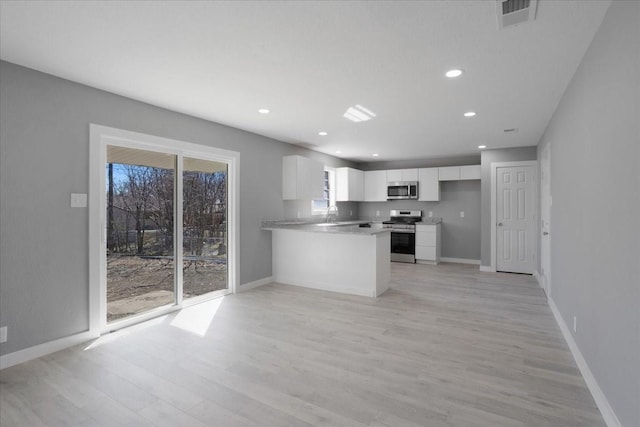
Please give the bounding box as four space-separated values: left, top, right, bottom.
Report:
103 146 230 327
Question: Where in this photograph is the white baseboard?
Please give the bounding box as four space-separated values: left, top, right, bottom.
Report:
479 265 495 272
239 276 273 292
274 276 376 298
440 257 480 265
533 270 543 287
548 297 621 427
0 330 97 370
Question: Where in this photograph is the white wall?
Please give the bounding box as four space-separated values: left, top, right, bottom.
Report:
537 1 639 425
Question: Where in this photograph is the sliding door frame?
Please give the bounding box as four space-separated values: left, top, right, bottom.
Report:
89 124 239 335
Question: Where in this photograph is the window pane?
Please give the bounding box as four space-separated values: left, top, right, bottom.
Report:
106 146 175 323
183 158 228 298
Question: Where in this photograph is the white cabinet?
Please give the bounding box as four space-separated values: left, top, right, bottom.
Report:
438 165 481 181
460 165 481 180
336 167 364 201
415 223 441 264
282 155 324 200
438 166 460 181
364 170 387 202
418 168 440 201
387 168 418 182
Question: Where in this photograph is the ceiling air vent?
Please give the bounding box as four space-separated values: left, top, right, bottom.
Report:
497 0 538 29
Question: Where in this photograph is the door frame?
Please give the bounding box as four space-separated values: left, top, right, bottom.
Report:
490 160 538 273
89 124 240 335
540 143 551 295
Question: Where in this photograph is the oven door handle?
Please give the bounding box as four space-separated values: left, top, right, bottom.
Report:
390 229 415 233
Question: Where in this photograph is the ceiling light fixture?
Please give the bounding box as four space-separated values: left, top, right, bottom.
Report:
464 111 476 117
258 108 270 114
372 153 379 157
344 104 376 122
478 145 487 149
445 69 463 78
335 150 342 154
318 131 328 136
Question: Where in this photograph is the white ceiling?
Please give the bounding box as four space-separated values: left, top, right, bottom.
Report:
0 0 610 162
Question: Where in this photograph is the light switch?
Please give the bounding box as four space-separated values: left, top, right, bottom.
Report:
459 211 465 218
70 193 87 208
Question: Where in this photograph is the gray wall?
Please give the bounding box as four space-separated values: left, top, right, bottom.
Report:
479 146 538 267
358 181 481 260
0 61 356 356
536 1 639 425
357 155 480 171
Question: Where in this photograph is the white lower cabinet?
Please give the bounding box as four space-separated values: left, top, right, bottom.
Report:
415 223 441 264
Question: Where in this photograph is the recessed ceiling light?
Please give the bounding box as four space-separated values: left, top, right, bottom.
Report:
445 69 463 78
344 104 376 122
464 111 476 117
258 108 270 114
318 131 328 136
335 150 342 154
478 145 487 149
372 153 379 157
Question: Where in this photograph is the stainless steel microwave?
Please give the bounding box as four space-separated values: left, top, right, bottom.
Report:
387 182 418 200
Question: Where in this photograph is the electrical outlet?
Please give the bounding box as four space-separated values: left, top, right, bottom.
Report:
376 210 380 217
428 211 433 217
573 316 577 333
350 210 353 217
460 211 465 218
297 211 301 219
0 326 7 343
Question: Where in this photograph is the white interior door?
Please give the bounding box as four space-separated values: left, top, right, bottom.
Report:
496 166 536 274
540 144 551 294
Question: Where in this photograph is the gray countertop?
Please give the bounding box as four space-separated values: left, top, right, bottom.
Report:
261 220 390 236
416 218 442 225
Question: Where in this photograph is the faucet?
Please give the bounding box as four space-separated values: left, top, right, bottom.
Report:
326 205 339 223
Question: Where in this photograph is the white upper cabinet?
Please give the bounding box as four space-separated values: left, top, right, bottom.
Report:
387 168 418 182
282 155 324 200
418 168 440 201
336 167 364 202
438 165 481 181
460 165 481 180
438 166 460 181
364 170 388 202
386 169 402 182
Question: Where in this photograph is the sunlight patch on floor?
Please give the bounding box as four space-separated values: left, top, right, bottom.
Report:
170 297 223 336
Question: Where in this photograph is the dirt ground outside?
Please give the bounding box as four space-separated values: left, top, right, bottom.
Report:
107 255 227 322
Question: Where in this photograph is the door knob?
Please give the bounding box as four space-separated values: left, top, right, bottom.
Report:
543 231 549 235
497 222 503 226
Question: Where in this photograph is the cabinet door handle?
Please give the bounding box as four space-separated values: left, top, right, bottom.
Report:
497 222 503 226
543 231 549 236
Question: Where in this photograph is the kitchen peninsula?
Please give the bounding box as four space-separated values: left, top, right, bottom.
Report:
262 221 391 297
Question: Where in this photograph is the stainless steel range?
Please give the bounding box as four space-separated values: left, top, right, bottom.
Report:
383 210 422 263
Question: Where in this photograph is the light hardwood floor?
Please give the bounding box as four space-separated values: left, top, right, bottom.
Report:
1 263 604 426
